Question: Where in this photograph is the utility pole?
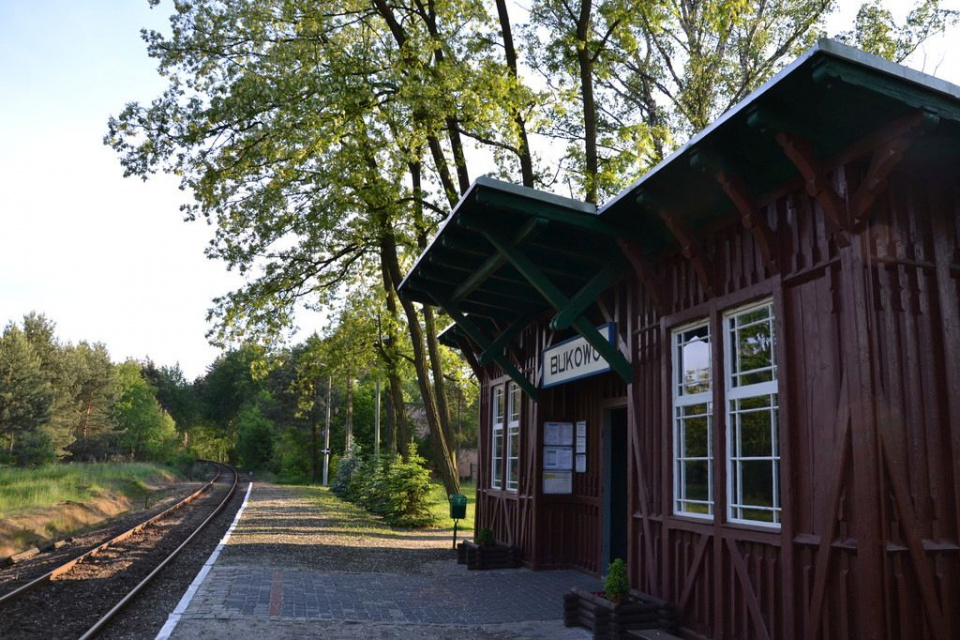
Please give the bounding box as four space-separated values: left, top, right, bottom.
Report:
322 374 332 486
374 378 381 457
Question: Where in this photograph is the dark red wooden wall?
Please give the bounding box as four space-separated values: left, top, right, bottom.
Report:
472 151 959 639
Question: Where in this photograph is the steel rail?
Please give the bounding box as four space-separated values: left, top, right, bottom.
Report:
0 460 224 606
78 463 239 640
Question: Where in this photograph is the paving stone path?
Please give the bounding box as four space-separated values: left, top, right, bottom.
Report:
161 483 602 639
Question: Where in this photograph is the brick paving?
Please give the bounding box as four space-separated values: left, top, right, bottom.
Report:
161 484 602 639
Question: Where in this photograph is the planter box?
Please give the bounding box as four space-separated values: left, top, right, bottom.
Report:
563 587 677 639
457 541 523 570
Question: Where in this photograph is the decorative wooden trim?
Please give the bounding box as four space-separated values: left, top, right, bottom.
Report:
676 534 711 611
479 314 531 365
617 239 668 315
724 537 773 640
774 132 850 246
803 375 851 640
657 209 715 297
714 171 780 273
878 411 948 639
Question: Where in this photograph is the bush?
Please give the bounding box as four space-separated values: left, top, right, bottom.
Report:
332 442 361 497
331 443 435 528
604 558 630 604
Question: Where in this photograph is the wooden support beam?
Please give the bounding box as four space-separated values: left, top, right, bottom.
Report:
848 111 938 228
774 132 851 246
479 313 533 365
616 239 667 315
481 228 633 383
714 171 780 274
549 258 625 331
436 297 538 400
450 217 545 303
656 209 716 297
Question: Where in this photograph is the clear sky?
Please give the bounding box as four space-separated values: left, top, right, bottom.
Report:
1 1 959 381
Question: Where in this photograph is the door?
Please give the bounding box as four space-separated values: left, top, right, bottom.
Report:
603 406 628 570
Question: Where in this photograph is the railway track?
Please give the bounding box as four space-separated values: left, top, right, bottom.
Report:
0 461 239 640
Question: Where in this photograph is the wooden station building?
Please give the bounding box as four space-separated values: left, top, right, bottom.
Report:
398 40 960 639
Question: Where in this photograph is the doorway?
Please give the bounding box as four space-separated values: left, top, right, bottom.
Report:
602 406 629 570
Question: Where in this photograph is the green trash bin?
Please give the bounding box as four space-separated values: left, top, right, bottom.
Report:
449 494 467 520
449 494 467 549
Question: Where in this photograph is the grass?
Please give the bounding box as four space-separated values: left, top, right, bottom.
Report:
0 462 180 519
426 479 476 533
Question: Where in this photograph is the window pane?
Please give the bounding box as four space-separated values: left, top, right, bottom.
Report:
681 408 710 458
735 397 774 458
493 388 504 424
677 324 711 396
739 460 775 509
509 383 521 423
684 460 711 501
730 305 775 387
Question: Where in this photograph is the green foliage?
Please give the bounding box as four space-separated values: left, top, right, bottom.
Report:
331 441 362 498
331 444 435 528
0 323 53 462
234 405 275 472
476 527 495 547
604 558 631 604
114 360 179 461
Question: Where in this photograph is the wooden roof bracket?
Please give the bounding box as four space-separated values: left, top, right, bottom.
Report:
714 171 780 274
656 208 716 298
449 217 547 303
689 148 780 275
479 313 533 365
430 293 538 399
773 131 851 247
848 109 940 230
479 227 634 383
616 239 667 315
549 257 626 331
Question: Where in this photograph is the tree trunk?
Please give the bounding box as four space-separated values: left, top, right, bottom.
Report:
379 227 461 496
495 0 535 187
379 241 411 457
577 0 599 204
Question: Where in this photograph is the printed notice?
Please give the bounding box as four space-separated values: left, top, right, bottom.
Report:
575 454 587 473
575 420 587 453
544 421 574 446
543 471 573 494
544 446 573 470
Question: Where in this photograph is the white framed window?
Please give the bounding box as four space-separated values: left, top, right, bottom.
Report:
672 320 714 518
491 386 504 490
725 300 780 526
505 382 521 491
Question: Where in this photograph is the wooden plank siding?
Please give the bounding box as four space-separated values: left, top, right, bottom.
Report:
471 152 959 638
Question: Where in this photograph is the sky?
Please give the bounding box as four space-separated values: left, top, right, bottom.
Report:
1 1 959 381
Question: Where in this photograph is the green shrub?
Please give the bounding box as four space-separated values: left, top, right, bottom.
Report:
476 528 495 546
604 558 630 604
331 444 435 529
332 442 361 497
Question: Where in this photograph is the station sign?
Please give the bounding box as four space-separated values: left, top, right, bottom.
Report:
541 323 615 388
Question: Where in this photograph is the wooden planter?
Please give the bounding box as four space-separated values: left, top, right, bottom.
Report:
456 541 523 570
563 587 677 639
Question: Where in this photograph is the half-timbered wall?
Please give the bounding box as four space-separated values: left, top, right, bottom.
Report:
474 154 958 639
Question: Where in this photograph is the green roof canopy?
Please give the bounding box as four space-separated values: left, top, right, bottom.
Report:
399 39 960 396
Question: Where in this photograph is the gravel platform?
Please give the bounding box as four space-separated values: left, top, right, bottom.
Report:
161 483 601 640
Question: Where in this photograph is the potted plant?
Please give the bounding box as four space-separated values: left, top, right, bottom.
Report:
456 528 523 570
563 559 677 639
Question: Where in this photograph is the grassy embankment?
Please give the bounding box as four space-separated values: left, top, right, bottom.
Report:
0 463 181 559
